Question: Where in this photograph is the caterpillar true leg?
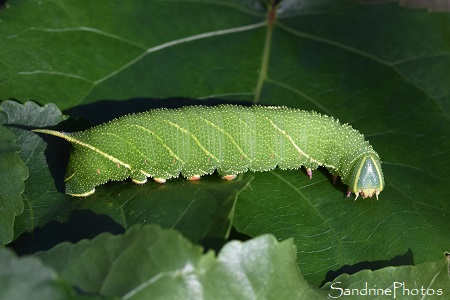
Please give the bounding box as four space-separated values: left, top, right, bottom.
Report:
347 188 352 198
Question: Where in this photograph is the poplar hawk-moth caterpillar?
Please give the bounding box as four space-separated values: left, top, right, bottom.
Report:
33 105 384 199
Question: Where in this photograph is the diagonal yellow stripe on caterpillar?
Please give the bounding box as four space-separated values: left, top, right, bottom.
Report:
263 115 341 170
198 116 250 162
31 129 132 169
163 120 220 162
263 116 337 169
129 124 184 164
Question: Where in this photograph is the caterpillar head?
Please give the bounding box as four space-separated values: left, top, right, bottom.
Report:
350 154 384 200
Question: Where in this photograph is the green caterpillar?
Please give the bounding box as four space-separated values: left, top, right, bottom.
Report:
33 105 384 199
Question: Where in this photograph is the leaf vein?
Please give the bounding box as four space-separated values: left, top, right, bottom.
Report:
269 170 342 243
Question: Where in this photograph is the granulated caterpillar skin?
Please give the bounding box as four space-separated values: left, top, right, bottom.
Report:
33 105 384 199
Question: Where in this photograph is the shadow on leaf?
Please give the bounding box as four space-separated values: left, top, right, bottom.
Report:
10 210 124 255
321 248 414 287
65 97 252 125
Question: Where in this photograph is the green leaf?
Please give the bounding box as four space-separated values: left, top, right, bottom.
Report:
0 100 72 242
200 232 327 299
322 254 450 299
35 224 325 299
1 0 449 289
0 124 27 244
0 247 78 299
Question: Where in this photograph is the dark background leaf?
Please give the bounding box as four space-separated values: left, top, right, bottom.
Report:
360 0 450 12
0 0 267 108
0 101 73 247
1 0 449 289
